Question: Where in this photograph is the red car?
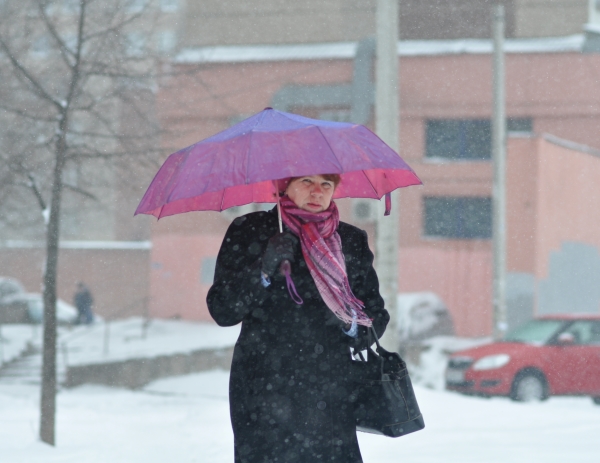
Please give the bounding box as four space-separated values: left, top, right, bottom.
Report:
445 315 600 403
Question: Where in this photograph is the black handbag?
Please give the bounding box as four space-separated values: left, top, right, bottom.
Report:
351 327 425 437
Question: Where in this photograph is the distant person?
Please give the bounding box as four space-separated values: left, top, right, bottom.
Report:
74 281 94 325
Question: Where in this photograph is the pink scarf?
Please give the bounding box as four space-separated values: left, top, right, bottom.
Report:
279 196 372 327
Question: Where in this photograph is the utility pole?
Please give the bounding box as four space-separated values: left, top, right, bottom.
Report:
492 4 507 340
375 0 400 351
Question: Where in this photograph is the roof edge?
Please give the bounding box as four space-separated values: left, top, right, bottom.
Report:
542 133 600 159
175 35 585 64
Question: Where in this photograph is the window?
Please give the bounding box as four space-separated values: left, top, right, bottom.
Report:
424 196 492 239
63 34 78 53
425 118 532 161
125 32 146 57
31 35 51 57
426 119 491 160
559 321 600 345
63 164 79 188
507 117 533 133
62 0 80 14
126 0 147 13
505 319 566 344
158 30 177 54
160 0 179 12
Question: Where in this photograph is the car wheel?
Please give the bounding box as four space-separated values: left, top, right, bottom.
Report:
510 371 548 402
593 397 600 406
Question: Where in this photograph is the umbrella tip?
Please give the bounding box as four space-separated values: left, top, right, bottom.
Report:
264 107 273 110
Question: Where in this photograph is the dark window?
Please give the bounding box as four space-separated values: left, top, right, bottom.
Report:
426 119 491 160
507 117 533 133
424 197 492 239
425 118 533 160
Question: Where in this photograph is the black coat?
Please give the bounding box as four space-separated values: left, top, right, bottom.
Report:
207 208 389 463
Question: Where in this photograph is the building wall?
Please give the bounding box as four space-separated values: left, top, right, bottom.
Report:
179 0 588 48
149 233 223 321
0 245 150 319
182 0 376 47
151 49 600 336
534 137 600 315
503 135 600 321
400 245 493 337
506 136 539 275
514 0 588 38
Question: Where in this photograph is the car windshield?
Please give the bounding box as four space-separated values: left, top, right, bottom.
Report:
504 319 566 344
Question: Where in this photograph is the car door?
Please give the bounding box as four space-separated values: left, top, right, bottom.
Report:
546 321 600 395
574 320 600 395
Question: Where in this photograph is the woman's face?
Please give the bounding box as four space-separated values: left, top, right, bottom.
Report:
286 175 336 212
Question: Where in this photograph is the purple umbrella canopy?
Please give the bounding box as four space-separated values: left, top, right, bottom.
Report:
135 108 422 219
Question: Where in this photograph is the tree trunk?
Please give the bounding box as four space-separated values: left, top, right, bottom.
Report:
39 128 66 446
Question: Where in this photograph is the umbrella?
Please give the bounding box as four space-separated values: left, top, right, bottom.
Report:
135 108 422 225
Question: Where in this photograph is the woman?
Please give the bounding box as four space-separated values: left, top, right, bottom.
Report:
207 174 389 463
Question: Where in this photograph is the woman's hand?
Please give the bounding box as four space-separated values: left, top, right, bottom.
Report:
261 232 298 277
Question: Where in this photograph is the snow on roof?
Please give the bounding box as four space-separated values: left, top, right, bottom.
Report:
175 35 585 64
543 133 600 159
585 23 600 35
176 42 357 63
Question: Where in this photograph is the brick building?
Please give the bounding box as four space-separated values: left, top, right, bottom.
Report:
150 36 600 337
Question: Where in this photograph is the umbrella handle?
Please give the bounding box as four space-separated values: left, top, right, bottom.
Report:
280 260 303 305
276 187 283 233
280 259 291 276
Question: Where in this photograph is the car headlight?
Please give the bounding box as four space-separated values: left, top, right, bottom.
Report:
472 354 511 371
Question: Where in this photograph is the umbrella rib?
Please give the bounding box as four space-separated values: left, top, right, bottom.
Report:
362 170 380 198
315 126 345 172
312 124 382 198
163 146 195 204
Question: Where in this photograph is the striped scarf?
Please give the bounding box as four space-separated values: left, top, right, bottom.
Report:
279 196 372 327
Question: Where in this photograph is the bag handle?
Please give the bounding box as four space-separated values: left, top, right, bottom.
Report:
352 326 385 376
353 326 406 374
353 325 379 360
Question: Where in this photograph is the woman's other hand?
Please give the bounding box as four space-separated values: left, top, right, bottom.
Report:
261 232 299 277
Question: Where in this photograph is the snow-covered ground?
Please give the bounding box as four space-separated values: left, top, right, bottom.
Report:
2 319 599 462
0 324 40 364
1 371 599 463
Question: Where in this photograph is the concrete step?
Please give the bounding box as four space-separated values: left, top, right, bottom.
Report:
0 350 67 386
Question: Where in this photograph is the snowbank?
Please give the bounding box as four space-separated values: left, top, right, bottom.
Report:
407 335 491 390
60 317 240 366
0 325 39 365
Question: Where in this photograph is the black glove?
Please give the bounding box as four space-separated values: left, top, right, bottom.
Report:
261 232 299 277
347 326 372 352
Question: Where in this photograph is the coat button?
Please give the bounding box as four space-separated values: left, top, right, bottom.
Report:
317 401 327 410
314 344 324 354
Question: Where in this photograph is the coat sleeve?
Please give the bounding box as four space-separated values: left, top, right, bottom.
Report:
206 215 271 327
349 230 390 350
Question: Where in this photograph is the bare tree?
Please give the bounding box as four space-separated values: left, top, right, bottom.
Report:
0 0 164 445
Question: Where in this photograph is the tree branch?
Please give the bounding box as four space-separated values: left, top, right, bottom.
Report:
0 37 64 111
25 173 48 212
62 182 98 200
37 0 77 69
